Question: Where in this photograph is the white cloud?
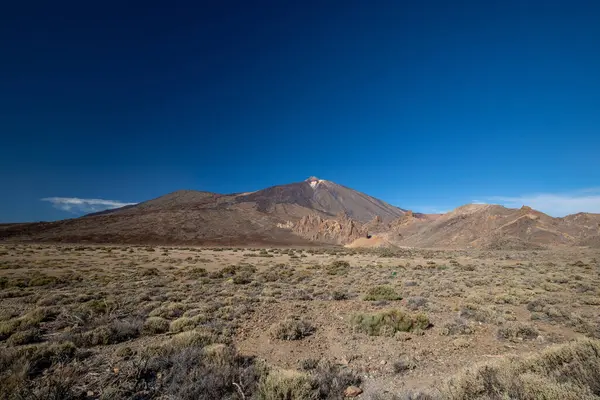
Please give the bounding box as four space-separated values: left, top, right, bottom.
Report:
486 188 600 217
41 197 137 214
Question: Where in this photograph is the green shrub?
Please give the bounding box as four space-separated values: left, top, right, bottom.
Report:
0 319 20 341
21 307 59 327
170 329 218 348
364 286 402 301
351 309 430 336
7 329 42 346
0 307 58 341
326 260 350 275
169 317 197 333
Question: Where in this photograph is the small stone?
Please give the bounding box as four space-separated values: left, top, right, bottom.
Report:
395 331 412 341
344 385 363 397
380 360 387 365
453 337 470 349
536 335 545 343
87 391 94 396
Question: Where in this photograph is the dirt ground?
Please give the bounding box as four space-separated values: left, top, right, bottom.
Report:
0 243 599 399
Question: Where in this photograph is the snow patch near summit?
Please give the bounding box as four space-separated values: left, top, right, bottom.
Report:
306 176 326 189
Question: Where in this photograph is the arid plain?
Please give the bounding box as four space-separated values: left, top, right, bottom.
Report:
1 243 599 399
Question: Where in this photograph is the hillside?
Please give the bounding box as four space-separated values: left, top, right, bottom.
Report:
0 178 404 246
1 178 598 249
389 204 600 249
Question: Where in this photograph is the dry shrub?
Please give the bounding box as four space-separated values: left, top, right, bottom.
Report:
0 320 20 341
440 318 474 336
0 307 58 342
326 260 350 275
440 338 600 400
143 317 169 334
70 318 142 347
393 357 418 374
406 296 428 310
7 329 42 346
260 264 295 282
163 345 260 399
170 329 219 348
188 267 208 277
149 302 188 319
109 343 260 400
272 318 315 340
4 364 82 400
233 272 253 285
497 323 539 342
331 291 348 300
214 264 257 279
169 317 197 333
311 361 361 399
0 341 77 393
257 369 315 400
459 304 501 324
141 267 160 277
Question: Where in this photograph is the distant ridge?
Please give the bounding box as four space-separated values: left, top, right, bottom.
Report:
1 179 599 249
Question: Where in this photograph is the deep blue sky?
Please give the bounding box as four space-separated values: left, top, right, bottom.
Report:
2 0 600 221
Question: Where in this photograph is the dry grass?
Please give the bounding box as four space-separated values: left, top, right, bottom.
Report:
440 338 600 399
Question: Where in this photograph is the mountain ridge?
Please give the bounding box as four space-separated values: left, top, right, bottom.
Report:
1 178 599 249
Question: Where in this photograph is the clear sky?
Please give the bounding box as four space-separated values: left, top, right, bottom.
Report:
2 0 600 222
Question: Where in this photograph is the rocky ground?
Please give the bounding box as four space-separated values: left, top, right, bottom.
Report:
1 244 599 399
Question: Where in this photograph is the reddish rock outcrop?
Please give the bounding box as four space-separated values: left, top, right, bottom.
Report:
292 213 366 244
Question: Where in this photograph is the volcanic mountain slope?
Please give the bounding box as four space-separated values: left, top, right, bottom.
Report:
389 204 600 249
236 177 405 222
2 177 599 248
0 193 304 246
0 178 405 245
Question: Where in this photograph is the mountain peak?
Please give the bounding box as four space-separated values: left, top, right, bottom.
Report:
306 176 326 188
